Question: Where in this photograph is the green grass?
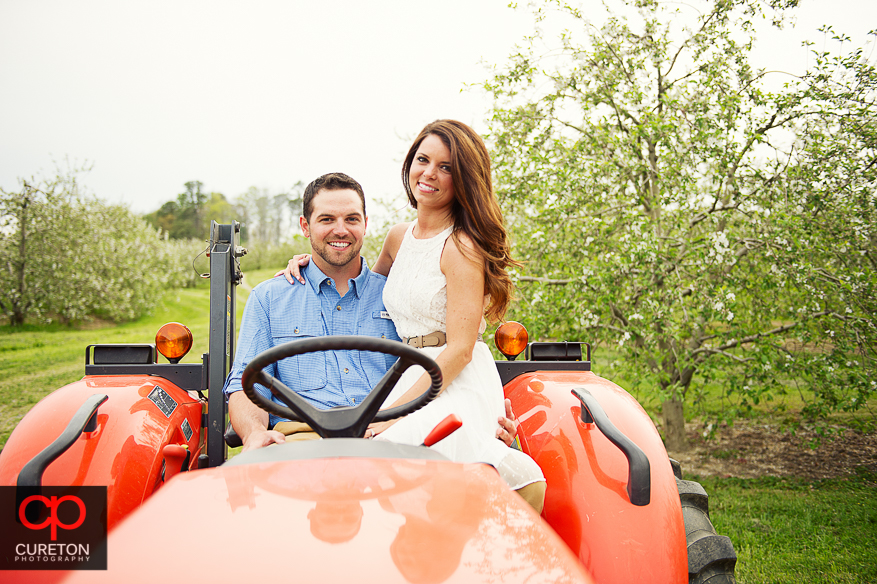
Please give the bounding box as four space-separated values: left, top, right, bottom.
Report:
699 471 877 584
0 287 202 446
241 267 283 290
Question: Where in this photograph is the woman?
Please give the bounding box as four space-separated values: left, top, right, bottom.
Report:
284 120 545 511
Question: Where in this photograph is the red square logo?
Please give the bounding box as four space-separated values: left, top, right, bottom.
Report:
0 486 107 571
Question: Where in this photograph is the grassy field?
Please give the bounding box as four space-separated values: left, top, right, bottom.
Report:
1 272 875 583
704 472 877 583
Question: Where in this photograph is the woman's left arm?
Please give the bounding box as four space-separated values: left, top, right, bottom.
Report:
370 234 485 432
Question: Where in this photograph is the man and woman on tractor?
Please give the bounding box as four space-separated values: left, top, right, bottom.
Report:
224 120 546 511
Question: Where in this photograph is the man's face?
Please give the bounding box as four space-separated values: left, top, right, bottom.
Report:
300 188 367 270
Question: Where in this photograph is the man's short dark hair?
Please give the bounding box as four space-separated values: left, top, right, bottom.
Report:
302 173 366 221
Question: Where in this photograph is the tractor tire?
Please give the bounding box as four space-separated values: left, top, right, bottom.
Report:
670 459 737 584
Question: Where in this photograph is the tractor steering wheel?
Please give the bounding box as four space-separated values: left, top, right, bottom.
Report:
241 336 442 439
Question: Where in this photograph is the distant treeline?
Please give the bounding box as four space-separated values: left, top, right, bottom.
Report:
143 180 305 247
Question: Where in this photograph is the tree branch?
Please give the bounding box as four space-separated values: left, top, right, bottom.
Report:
517 276 574 285
691 311 833 358
662 7 717 81
695 348 754 364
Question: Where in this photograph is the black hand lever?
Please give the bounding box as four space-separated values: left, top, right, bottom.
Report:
573 388 650 506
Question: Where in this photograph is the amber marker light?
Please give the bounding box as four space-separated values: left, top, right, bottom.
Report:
494 321 529 361
156 322 193 364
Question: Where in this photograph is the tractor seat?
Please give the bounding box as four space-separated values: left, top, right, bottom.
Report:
224 422 243 448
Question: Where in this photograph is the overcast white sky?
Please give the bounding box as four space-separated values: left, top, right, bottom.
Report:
1 0 875 220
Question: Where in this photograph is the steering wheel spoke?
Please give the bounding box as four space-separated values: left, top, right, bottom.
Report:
241 336 442 439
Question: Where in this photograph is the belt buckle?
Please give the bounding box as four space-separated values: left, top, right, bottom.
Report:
406 332 444 348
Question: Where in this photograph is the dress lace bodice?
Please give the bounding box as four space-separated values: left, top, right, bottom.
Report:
383 222 486 339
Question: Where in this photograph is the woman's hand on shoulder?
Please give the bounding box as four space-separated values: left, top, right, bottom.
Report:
274 254 311 284
372 222 410 277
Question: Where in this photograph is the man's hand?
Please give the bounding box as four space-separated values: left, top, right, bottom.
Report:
229 391 285 452
241 429 286 452
496 398 519 447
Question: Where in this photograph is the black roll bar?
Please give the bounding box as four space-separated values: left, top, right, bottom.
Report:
205 221 245 467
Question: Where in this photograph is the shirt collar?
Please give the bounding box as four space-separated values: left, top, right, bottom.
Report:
302 257 370 298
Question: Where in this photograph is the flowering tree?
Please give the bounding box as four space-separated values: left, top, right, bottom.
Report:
0 170 201 325
484 0 876 448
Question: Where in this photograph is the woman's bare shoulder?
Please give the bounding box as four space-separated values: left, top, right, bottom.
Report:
386 221 410 241
443 229 482 269
384 222 410 254
451 229 477 250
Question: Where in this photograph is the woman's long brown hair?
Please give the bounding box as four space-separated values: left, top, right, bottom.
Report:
402 119 520 323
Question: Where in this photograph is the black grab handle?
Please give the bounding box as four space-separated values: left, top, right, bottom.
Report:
16 394 108 522
572 388 651 506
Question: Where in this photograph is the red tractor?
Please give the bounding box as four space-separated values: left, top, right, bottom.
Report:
0 222 736 583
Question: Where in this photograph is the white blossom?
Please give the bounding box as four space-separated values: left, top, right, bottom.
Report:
578 309 599 328
708 231 731 264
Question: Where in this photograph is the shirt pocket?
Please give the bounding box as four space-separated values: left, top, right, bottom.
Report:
357 312 401 387
272 323 328 392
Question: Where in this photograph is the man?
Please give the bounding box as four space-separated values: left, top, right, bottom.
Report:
224 172 517 452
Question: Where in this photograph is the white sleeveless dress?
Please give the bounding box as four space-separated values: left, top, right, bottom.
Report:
376 222 544 491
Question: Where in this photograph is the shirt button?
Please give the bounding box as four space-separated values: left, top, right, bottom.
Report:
336 306 342 311
343 368 349 373
294 328 299 334
381 334 385 338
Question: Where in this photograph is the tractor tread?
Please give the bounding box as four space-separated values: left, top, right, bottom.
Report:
674 469 737 584
687 534 736 574
678 478 709 514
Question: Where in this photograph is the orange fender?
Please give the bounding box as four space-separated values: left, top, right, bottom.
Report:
507 370 688 584
0 376 203 531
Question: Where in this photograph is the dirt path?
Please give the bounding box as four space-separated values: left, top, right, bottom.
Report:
667 420 877 480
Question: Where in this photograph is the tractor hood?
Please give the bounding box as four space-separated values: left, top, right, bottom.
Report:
63 440 594 583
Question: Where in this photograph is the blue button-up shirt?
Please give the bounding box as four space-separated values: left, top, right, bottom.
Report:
223 258 401 427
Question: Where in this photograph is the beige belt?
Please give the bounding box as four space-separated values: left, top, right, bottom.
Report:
403 331 447 348
402 332 485 349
